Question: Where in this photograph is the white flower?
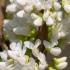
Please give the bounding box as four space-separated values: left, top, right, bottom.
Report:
13 57 36 70
43 40 58 49
39 63 47 70
0 51 8 61
54 2 61 10
6 4 17 13
43 40 50 49
58 31 66 38
57 62 68 69
56 11 62 21
38 52 48 70
46 16 54 26
35 2 43 10
24 5 33 13
9 41 22 51
50 47 62 56
24 39 41 57
33 17 43 26
43 11 49 21
57 57 67 63
8 41 27 65
31 13 39 19
38 52 46 64
16 10 26 18
64 5 70 13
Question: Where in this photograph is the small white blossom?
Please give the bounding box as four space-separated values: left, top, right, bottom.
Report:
43 11 49 21
24 5 33 13
54 2 61 10
46 16 54 26
0 51 8 61
64 5 70 13
24 39 41 57
57 62 68 69
31 13 39 19
6 4 17 13
33 17 43 26
50 47 62 56
16 10 26 18
57 57 67 63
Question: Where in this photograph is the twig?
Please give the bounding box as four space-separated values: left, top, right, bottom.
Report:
0 0 8 50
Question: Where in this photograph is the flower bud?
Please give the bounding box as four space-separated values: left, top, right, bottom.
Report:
57 62 68 69
57 57 67 63
50 47 62 56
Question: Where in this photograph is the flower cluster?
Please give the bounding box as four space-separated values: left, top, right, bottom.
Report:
1 0 70 70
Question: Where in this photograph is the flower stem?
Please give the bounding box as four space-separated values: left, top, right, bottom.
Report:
37 22 48 52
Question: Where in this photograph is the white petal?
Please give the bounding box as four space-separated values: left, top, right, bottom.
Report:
38 52 46 64
16 41 22 51
16 10 26 18
58 31 66 38
54 2 61 10
43 11 49 21
56 11 62 21
50 47 62 56
39 63 47 70
57 62 68 69
24 5 33 13
24 41 34 49
57 57 67 63
10 42 17 50
22 47 26 55
0 51 8 61
8 50 18 59
46 16 54 26
34 39 41 48
32 48 39 57
16 57 25 65
33 17 43 26
6 4 17 13
0 62 6 67
43 40 50 48
64 5 70 13
35 2 43 10
31 13 39 19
